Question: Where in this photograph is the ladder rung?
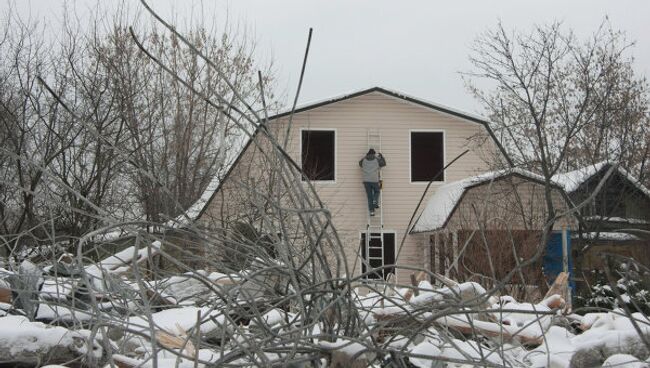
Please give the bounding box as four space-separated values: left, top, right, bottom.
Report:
366 127 383 247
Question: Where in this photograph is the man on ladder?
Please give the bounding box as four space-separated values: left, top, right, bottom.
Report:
359 148 386 216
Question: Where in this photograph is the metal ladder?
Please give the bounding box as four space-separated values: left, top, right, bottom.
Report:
365 129 384 279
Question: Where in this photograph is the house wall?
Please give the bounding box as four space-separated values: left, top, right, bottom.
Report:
199 91 498 283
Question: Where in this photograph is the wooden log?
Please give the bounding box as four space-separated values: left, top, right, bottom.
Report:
543 272 568 301
540 294 565 310
330 351 369 368
410 274 419 296
0 287 11 303
403 271 427 301
437 315 543 346
0 316 102 367
155 328 196 357
432 272 459 288
112 354 139 368
145 288 177 306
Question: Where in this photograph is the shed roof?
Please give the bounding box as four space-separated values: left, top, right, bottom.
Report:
411 168 560 233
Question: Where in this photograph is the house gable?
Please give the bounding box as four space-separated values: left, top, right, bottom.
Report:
193 87 510 223
554 162 650 221
578 167 650 223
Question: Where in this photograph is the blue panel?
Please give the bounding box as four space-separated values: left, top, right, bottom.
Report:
543 230 575 292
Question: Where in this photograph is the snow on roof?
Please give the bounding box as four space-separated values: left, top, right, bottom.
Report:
167 173 222 228
552 161 650 198
166 137 249 228
552 162 609 193
412 168 554 233
583 216 650 225
578 232 641 241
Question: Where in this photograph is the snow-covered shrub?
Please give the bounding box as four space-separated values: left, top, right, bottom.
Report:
223 221 277 272
578 261 650 315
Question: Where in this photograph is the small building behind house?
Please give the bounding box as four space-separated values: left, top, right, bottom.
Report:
412 169 576 299
553 162 650 286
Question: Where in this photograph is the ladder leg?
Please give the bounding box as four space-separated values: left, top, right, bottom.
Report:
365 128 385 279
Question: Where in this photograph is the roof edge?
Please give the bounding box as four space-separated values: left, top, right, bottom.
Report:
410 168 568 234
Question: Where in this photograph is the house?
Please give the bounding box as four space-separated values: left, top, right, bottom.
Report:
189 87 574 285
553 162 650 280
412 169 575 292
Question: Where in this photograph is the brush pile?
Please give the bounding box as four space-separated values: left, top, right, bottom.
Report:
1 241 649 368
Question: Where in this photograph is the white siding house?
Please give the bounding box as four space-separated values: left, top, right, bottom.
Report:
193 87 511 283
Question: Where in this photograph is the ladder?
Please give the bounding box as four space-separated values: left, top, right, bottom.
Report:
365 129 384 279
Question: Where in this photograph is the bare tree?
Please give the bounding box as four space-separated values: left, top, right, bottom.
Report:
101 22 275 224
466 20 649 218
1 4 649 368
0 4 275 256
0 13 83 252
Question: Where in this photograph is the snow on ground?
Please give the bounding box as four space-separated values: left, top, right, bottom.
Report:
0 315 102 358
3 241 650 367
40 277 75 301
35 303 94 322
603 354 648 367
125 306 227 335
155 270 241 304
0 302 11 317
85 241 162 290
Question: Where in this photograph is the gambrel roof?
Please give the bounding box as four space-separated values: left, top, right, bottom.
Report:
411 168 564 232
172 86 513 227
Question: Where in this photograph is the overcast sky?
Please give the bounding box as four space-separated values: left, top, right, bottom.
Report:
11 0 650 114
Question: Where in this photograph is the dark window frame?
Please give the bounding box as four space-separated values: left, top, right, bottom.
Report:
410 130 445 183
300 128 336 182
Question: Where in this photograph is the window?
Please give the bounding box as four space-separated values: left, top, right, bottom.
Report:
360 232 395 280
301 130 335 181
410 131 444 182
